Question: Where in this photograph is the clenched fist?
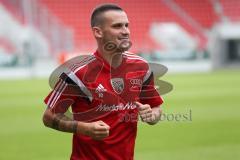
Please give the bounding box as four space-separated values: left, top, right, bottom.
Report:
135 101 161 124
135 102 155 123
78 120 110 140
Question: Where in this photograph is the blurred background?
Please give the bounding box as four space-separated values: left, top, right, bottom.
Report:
0 0 239 160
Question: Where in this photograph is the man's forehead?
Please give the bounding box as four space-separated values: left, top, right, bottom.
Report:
102 10 129 23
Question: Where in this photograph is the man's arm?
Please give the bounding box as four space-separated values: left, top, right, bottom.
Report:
135 101 162 125
42 109 110 140
42 109 79 133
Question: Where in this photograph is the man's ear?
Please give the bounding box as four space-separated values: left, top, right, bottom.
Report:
92 27 103 38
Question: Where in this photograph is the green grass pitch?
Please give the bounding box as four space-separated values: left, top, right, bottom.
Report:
0 70 240 160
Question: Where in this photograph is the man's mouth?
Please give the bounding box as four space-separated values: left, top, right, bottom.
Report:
117 38 132 51
118 37 129 40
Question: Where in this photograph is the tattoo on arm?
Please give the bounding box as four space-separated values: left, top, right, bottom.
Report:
51 113 78 133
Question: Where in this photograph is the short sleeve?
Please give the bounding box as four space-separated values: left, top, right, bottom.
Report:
139 71 163 108
44 72 85 113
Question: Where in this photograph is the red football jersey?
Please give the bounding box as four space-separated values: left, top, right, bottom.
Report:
44 51 163 160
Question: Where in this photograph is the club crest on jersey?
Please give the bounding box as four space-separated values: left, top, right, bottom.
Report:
110 78 124 94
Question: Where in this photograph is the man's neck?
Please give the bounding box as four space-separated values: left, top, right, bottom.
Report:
97 48 123 68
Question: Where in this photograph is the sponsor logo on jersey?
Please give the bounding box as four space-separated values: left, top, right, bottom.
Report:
96 102 137 111
130 78 142 86
110 78 124 94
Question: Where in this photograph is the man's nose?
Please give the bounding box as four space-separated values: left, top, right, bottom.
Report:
122 27 130 35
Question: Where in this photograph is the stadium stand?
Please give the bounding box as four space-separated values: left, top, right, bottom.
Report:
174 0 219 29
0 0 240 61
0 0 240 78
220 0 240 22
40 0 222 52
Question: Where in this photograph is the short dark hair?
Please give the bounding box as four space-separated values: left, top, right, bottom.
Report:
91 4 123 27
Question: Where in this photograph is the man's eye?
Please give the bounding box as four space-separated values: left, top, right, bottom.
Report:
113 24 122 28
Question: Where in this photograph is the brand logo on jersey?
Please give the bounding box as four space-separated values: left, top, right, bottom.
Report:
95 84 106 98
110 78 124 94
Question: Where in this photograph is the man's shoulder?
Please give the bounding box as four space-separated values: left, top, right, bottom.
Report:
69 54 97 74
123 51 149 71
66 54 104 83
123 51 148 64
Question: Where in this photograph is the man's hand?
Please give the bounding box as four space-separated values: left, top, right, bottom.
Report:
79 120 110 140
135 101 162 125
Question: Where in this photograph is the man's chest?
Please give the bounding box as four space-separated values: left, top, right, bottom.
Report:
81 68 144 105
73 69 144 121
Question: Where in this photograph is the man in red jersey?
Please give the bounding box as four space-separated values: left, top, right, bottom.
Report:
42 3 163 160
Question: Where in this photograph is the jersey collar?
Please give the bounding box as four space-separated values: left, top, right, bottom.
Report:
94 50 125 71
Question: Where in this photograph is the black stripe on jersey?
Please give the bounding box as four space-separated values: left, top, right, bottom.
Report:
60 72 77 85
139 72 156 100
142 71 153 86
59 72 90 102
